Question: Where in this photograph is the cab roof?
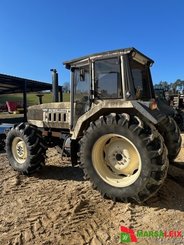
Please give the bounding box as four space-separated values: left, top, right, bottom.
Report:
63 47 154 69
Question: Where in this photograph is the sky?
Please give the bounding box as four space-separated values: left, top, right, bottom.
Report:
0 0 184 85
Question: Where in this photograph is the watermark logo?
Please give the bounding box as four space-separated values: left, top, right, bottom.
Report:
120 226 137 243
115 226 183 243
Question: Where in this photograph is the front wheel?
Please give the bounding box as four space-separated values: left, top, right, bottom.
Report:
6 123 47 174
80 113 168 203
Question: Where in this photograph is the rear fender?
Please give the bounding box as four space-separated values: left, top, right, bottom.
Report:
71 100 163 140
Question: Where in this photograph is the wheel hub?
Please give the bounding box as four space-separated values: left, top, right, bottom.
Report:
16 142 25 157
116 153 123 161
12 137 28 164
104 138 131 171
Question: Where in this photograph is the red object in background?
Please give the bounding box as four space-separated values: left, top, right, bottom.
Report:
6 101 18 113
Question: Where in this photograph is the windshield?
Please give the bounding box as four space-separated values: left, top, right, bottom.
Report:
129 58 153 100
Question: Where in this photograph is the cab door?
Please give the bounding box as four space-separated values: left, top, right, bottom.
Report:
71 65 91 127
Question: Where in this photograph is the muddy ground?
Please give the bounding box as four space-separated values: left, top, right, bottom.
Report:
0 145 184 245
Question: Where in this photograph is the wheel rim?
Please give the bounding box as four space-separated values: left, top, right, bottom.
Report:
92 134 142 187
12 137 28 164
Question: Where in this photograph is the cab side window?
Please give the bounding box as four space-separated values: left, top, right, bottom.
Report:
94 58 122 98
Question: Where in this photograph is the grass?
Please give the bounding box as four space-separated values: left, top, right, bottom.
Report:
0 92 70 106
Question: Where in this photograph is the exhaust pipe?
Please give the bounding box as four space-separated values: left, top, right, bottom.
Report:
50 69 59 102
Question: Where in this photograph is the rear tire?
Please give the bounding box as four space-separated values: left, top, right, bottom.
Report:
6 123 47 174
157 116 181 161
80 113 168 203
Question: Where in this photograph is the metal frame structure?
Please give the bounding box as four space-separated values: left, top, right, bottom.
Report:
0 73 63 121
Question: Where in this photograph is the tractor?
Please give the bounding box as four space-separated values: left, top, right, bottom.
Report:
6 48 181 203
154 88 184 131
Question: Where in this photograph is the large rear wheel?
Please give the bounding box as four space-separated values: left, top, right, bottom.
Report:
80 113 168 203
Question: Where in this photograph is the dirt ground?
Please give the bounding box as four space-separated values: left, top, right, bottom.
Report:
0 144 184 245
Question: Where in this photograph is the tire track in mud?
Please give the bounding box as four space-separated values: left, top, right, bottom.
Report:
125 204 144 230
57 182 112 245
60 198 97 244
0 152 104 245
